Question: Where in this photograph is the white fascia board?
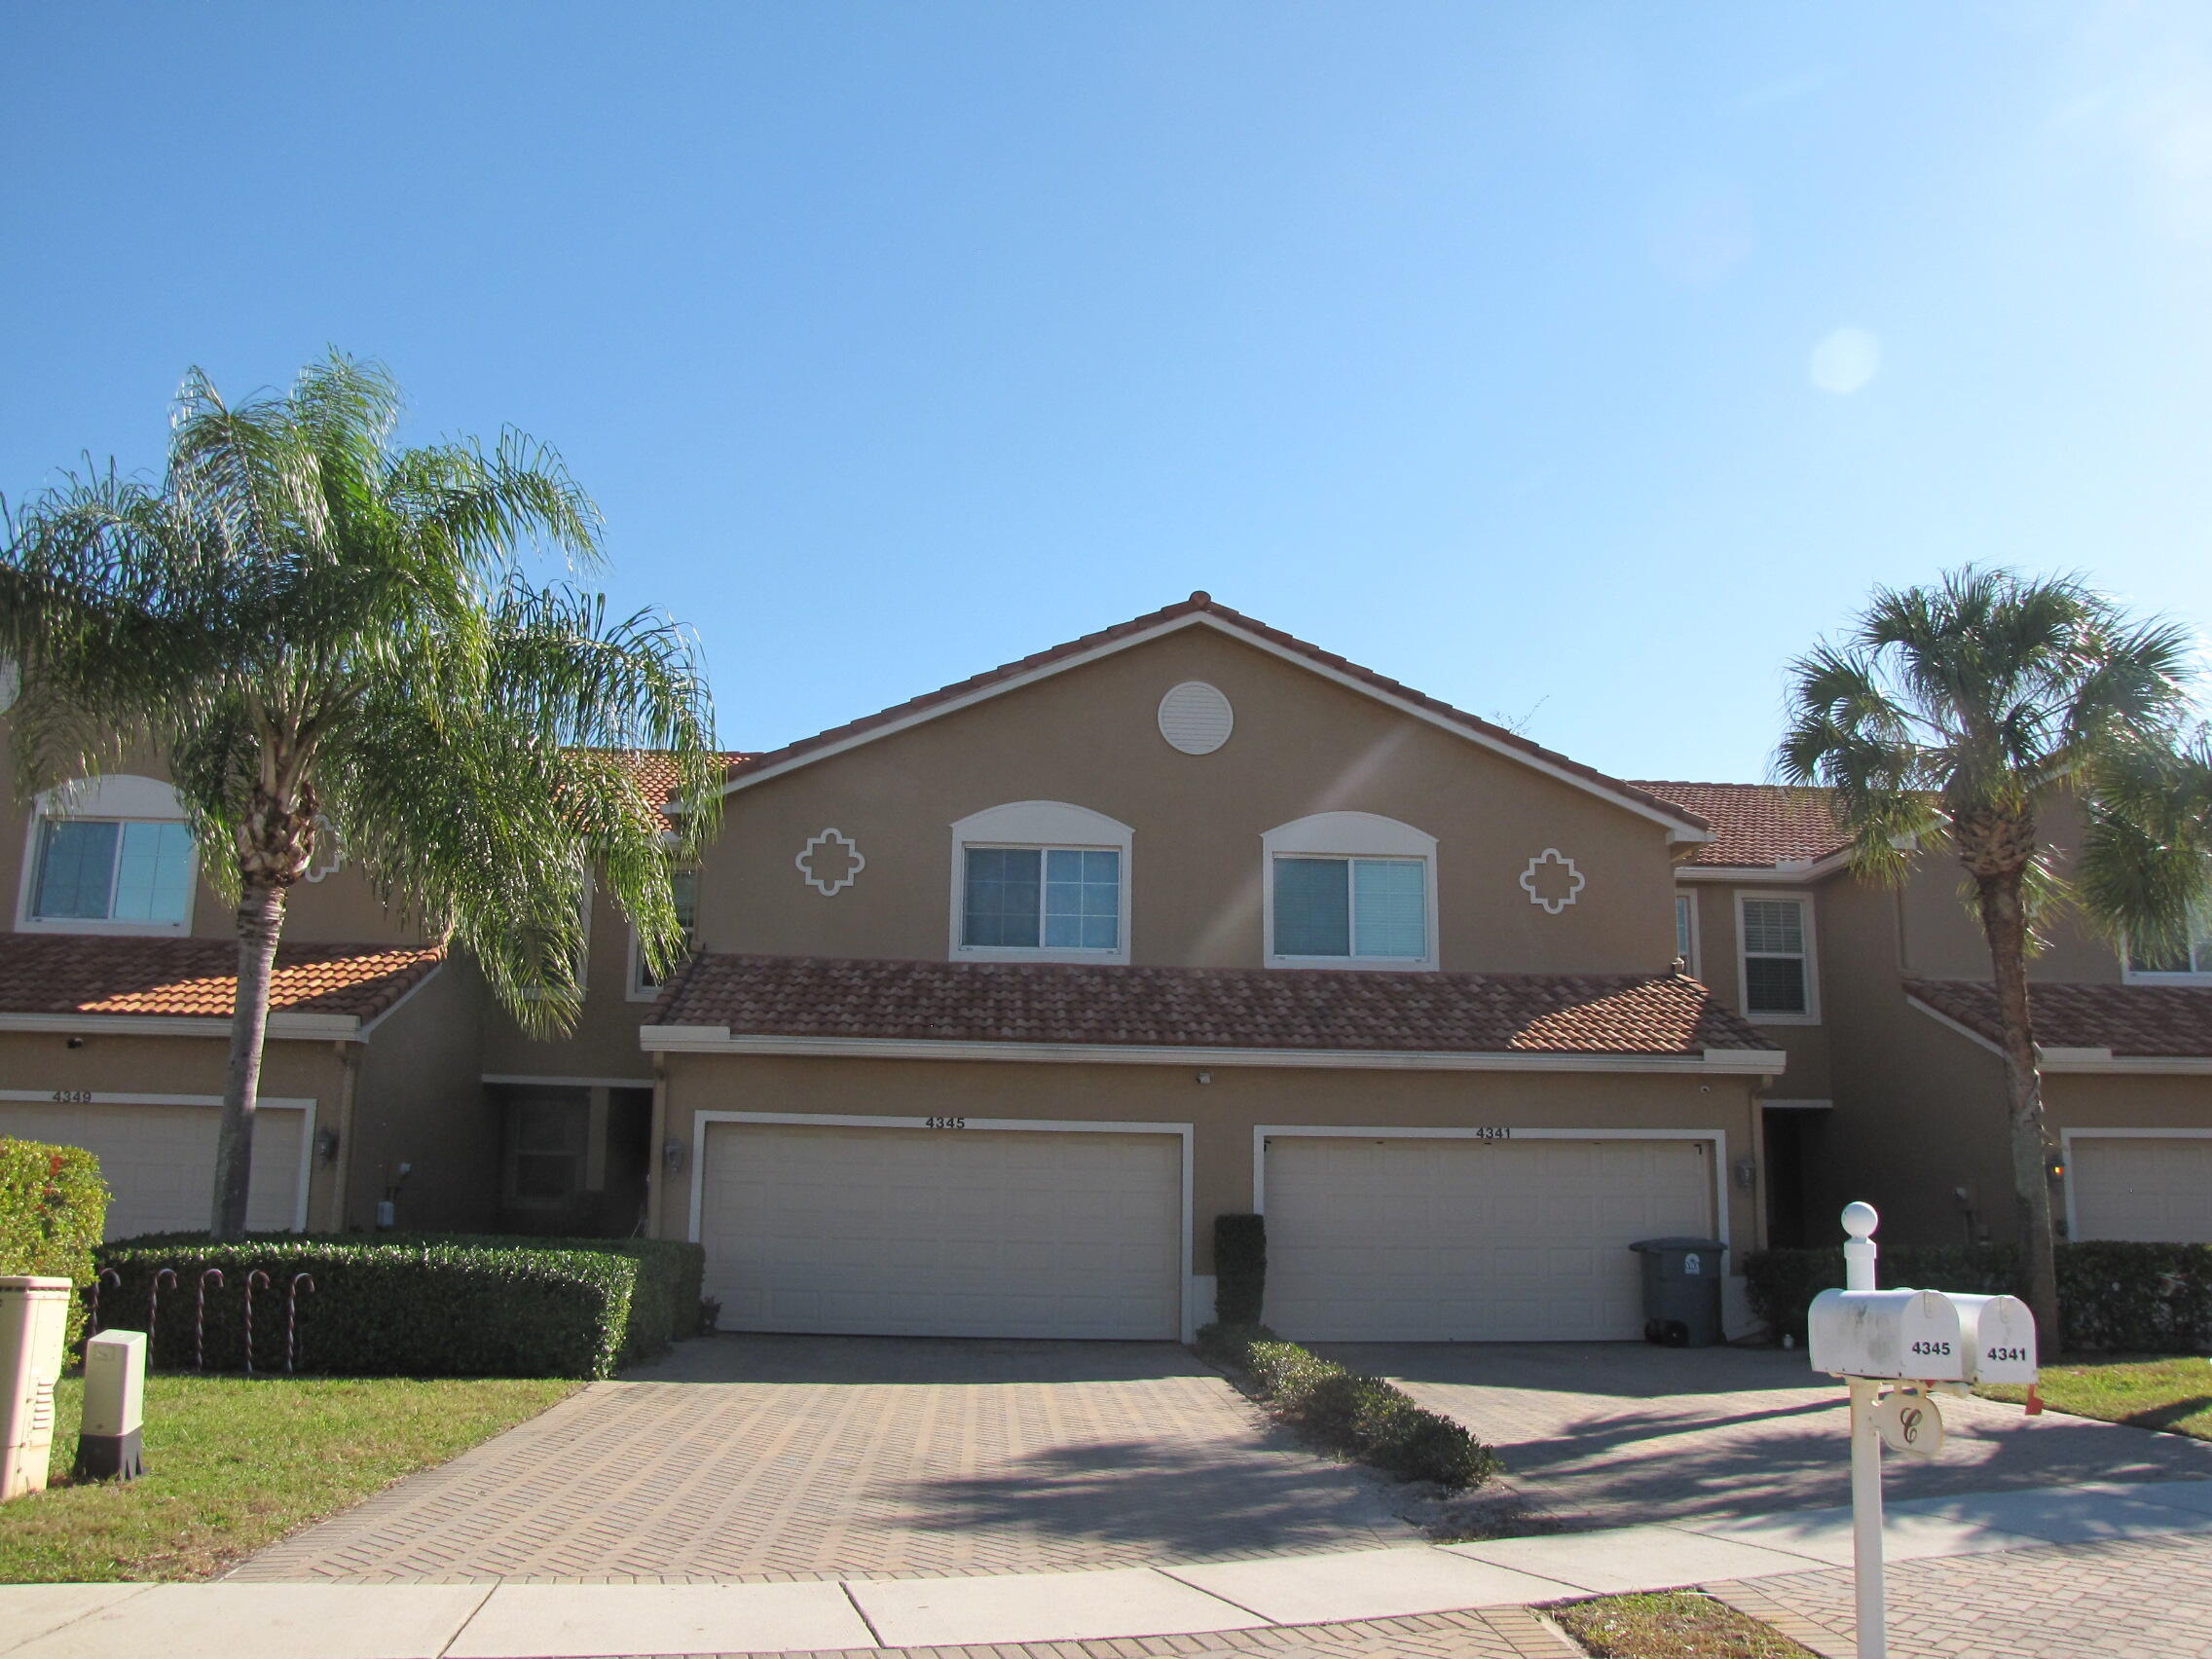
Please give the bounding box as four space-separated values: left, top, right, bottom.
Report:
1903 994 2007 1056
0 1011 363 1042
639 1024 1788 1074
352 961 445 1038
719 612 1714 842
1676 853 1851 886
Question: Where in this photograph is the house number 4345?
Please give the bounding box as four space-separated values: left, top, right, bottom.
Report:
924 1117 968 1129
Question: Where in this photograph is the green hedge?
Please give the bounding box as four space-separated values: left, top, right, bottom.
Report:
1196 1322 1501 1490
1743 1240 2212 1353
92 1234 705 1379
1213 1213 1266 1327
0 1138 108 1349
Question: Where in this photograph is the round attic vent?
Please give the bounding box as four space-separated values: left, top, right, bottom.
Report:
1158 681 1234 755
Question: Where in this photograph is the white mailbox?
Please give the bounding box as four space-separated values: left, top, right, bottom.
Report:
1948 1293 2038 1385
1808 1288 1965 1382
76 1330 147 1481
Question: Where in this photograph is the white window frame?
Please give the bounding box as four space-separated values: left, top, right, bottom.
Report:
1675 890 1701 978
1735 889 1819 1024
2121 903 2212 984
15 775 198 937
628 866 699 1001
948 801 1133 965
1262 812 1439 971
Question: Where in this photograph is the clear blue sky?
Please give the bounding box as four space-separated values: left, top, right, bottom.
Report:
7 3 2212 782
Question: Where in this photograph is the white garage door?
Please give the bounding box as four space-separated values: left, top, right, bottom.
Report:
0 1100 306 1239
2071 1136 2212 1242
1264 1134 1715 1341
699 1122 1182 1339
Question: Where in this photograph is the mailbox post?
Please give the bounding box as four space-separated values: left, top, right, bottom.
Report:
1807 1203 2040 1659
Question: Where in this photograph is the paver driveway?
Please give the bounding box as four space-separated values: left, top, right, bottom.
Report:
233 1337 1410 1583
1328 1341 2212 1529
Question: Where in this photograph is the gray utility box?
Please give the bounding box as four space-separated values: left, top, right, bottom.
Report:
1629 1237 1728 1347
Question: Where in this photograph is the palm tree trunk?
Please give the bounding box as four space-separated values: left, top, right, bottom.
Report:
1975 868 2062 1347
212 878 288 1239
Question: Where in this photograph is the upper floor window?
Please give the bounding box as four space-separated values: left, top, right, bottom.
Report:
2126 904 2212 980
949 801 1133 964
1263 811 1438 970
629 867 698 999
1675 892 1700 977
1738 892 1818 1021
16 776 197 935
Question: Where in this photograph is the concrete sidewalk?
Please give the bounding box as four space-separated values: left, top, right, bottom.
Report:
8 1476 2212 1659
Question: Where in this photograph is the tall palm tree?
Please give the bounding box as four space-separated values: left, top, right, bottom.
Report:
0 353 720 1237
1779 568 2202 1341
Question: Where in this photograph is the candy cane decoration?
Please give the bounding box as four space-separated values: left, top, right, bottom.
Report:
286 1273 316 1375
243 1270 271 1375
196 1268 225 1371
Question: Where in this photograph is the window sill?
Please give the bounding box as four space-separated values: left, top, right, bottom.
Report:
2123 972 2212 986
1267 955 1438 973
1748 1011 1822 1026
952 945 1130 966
15 916 193 937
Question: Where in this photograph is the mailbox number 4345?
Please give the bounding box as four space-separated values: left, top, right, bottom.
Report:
1910 1341 1953 1356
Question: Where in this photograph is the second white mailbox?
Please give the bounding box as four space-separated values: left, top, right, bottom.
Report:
1948 1293 2038 1384
1808 1289 1966 1381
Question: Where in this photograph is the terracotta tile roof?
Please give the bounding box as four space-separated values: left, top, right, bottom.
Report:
0 935 445 1023
653 953 1773 1056
723 594 1710 835
599 750 756 814
1631 781 1849 869
1908 977 2212 1058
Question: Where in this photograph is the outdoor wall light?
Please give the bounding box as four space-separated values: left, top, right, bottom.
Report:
314 1128 341 1165
1731 1154 1757 1191
662 1138 688 1175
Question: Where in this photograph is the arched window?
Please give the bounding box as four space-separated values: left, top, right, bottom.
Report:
17 775 198 934
949 801 1133 965
1262 811 1437 970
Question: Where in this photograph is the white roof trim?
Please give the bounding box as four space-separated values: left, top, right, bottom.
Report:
0 1011 363 1041
1677 849 1853 885
722 610 1714 841
639 1024 1788 1074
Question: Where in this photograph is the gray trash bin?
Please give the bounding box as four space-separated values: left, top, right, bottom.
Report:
1629 1236 1727 1347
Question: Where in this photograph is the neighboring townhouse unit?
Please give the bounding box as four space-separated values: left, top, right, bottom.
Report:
11 592 2202 1344
1643 781 2212 1253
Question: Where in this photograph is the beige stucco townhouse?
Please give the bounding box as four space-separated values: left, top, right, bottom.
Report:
8 592 2205 1343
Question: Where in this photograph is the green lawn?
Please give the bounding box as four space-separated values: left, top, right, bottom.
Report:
1550 1592 1817 1658
1979 1355 2212 1441
0 1374 577 1583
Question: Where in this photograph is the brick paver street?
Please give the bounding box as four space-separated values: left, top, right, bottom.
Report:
1330 1342 2212 1528
233 1337 1411 1583
1714 1530 2212 1659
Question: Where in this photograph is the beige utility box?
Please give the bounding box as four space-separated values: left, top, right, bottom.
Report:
1948 1293 2039 1385
0 1275 75 1499
1807 1288 1966 1382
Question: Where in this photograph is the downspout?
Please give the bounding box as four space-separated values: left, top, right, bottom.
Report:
646 1054 669 1238
331 1042 360 1232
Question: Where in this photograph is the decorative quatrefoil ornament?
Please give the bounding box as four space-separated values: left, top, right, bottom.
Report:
796 829 866 896
1519 848 1585 914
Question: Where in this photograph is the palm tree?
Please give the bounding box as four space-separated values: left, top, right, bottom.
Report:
1778 568 2203 1341
0 353 720 1237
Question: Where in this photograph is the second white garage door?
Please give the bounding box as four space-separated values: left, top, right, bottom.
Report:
0 1099 306 1240
1263 1134 1715 1341
2071 1136 2212 1242
698 1121 1183 1339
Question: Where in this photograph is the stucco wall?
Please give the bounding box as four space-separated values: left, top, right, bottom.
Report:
700 627 1689 975
349 959 498 1232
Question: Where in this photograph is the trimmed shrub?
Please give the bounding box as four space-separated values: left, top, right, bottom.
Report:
1195 1322 1501 1491
1213 1213 1267 1327
93 1234 705 1379
0 1138 108 1348
1742 1240 2212 1353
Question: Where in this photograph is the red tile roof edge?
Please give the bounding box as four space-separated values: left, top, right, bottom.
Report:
651 952 1774 1057
1906 977 2212 1058
0 935 447 1022
719 594 1711 834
